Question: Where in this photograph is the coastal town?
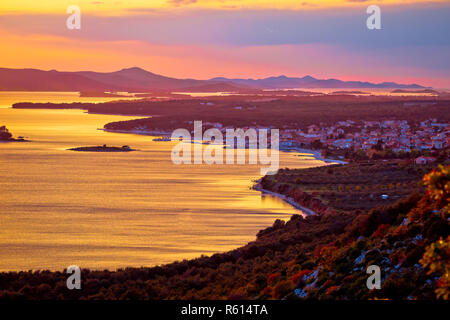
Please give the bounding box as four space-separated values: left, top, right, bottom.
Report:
281 118 448 152
197 118 449 161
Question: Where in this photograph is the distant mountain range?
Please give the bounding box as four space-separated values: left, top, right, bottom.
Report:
211 75 426 90
0 67 426 92
0 67 206 92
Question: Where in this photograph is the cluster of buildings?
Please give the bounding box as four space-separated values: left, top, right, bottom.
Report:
139 117 448 160
189 119 449 156
278 119 449 154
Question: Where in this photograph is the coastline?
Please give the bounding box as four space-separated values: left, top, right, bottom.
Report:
0 139 29 142
104 128 348 164
252 148 345 217
281 146 348 165
253 182 316 215
103 128 172 136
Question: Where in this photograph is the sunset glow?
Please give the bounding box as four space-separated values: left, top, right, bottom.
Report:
0 0 449 304
1 0 449 13
1 0 449 87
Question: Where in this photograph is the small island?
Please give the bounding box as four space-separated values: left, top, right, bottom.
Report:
68 144 135 152
0 126 28 142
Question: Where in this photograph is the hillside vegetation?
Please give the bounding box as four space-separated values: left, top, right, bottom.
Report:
259 160 433 214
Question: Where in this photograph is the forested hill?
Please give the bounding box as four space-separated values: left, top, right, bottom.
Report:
263 165 449 300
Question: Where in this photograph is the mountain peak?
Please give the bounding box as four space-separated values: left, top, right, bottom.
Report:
118 67 148 73
264 75 289 80
301 75 316 81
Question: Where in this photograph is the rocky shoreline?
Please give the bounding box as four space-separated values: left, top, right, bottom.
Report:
0 125 29 142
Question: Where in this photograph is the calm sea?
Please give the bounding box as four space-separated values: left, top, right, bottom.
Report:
0 92 328 271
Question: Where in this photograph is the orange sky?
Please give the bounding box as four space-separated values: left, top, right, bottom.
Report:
0 0 449 88
2 1 447 13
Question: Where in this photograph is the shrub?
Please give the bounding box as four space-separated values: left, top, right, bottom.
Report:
420 236 450 300
291 270 311 286
272 280 292 299
266 273 280 286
